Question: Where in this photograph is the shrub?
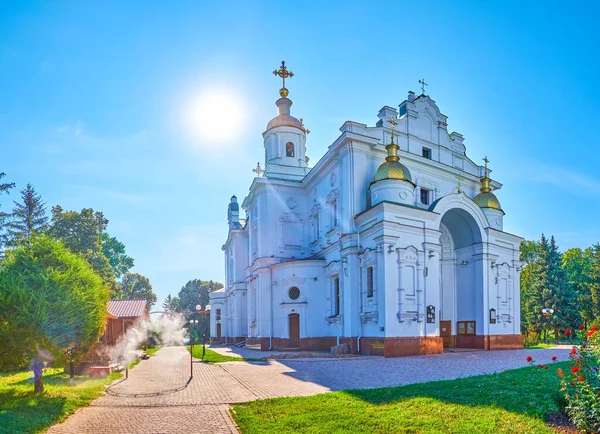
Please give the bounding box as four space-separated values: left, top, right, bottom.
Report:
557 325 600 433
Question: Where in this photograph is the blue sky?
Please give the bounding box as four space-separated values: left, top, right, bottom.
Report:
2 1 599 307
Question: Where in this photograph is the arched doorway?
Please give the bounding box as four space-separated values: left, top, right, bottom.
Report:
439 208 484 349
288 313 300 348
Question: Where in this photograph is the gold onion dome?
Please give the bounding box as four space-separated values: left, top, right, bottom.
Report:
472 175 502 211
373 137 414 184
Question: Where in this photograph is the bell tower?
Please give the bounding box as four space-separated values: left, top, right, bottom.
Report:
262 61 309 182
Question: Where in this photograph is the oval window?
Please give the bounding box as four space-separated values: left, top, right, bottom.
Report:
288 287 300 300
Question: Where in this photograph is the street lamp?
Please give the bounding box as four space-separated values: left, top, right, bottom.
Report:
196 304 211 360
188 319 198 379
541 308 555 343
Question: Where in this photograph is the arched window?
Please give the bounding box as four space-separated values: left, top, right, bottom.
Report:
286 142 295 157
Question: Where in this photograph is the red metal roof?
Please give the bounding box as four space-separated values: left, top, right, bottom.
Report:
107 299 147 318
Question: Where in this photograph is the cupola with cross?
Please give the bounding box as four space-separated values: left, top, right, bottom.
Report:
472 156 505 230
262 61 309 182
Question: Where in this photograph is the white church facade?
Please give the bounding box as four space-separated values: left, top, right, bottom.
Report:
209 62 523 357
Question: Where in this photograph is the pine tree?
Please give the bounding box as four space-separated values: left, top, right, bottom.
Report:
531 235 580 341
0 172 15 251
6 184 48 246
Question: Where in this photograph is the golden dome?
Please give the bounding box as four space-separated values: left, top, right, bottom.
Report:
472 176 502 211
373 140 414 184
374 160 413 182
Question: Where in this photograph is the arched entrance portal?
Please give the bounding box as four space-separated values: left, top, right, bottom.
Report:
439 208 485 349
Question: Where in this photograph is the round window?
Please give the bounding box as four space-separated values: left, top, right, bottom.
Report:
288 287 300 300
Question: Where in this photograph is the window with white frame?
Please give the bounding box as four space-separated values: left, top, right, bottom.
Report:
330 200 338 229
367 266 374 298
333 277 340 316
420 188 431 206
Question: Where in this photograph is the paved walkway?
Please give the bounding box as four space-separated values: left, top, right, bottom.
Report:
48 345 572 433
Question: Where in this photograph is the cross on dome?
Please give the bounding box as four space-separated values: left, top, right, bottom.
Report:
273 61 294 98
419 78 428 95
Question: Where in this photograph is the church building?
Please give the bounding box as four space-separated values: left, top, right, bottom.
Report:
209 62 523 357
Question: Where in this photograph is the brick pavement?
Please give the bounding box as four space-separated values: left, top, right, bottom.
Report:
47 345 572 433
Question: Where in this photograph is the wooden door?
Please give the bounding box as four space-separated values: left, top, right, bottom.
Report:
289 314 300 348
440 320 453 348
216 323 221 342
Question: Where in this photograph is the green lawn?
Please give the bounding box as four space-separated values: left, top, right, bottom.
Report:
0 368 120 434
145 346 162 357
524 343 557 349
188 346 263 363
233 362 569 434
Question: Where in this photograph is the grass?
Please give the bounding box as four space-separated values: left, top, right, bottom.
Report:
525 343 558 349
145 346 162 357
233 362 569 433
0 368 120 434
187 345 263 363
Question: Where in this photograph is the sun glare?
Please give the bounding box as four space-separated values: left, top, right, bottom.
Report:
189 91 244 143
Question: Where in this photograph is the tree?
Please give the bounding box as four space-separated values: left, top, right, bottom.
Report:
162 294 180 313
0 235 109 392
520 239 542 334
588 243 600 320
119 272 157 311
49 206 116 292
5 183 48 246
562 247 594 327
177 279 223 315
176 279 223 344
0 172 15 252
101 233 134 280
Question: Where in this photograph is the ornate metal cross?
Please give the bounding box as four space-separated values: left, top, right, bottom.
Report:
388 117 397 141
483 156 489 176
273 61 294 96
252 162 264 177
419 78 428 95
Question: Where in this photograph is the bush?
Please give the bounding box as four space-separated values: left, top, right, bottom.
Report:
523 330 540 347
557 326 600 433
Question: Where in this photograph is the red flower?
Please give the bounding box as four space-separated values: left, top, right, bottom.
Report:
571 348 577 355
544 366 549 369
570 381 575 386
552 356 557 361
579 325 585 330
592 325 599 332
526 356 533 362
578 376 584 382
571 366 579 374
538 364 543 369
564 329 571 336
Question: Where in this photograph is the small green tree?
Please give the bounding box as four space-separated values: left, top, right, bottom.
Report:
562 247 595 328
0 235 109 393
0 172 15 252
119 272 157 311
162 294 180 313
6 183 48 246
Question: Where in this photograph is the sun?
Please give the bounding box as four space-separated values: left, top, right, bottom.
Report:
189 91 244 143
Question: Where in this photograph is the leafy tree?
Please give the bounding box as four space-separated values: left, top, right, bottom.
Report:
177 279 223 315
520 239 541 334
49 206 116 292
0 172 15 251
0 235 109 392
119 272 157 311
162 294 180 313
176 279 223 344
101 232 134 280
588 243 600 320
5 183 48 246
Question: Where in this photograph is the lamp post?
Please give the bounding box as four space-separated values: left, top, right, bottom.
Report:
541 308 555 343
195 304 211 360
188 319 198 379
